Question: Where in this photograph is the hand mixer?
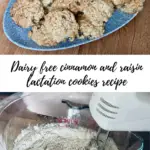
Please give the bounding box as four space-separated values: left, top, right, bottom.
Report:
90 92 150 131
89 92 150 149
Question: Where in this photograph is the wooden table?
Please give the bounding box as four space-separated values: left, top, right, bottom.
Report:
0 0 150 54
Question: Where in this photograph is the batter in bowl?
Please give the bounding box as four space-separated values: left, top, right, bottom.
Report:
12 123 119 150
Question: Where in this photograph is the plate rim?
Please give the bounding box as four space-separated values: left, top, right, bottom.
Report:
3 1 137 51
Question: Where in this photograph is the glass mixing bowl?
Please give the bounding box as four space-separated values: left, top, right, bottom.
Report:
0 93 144 150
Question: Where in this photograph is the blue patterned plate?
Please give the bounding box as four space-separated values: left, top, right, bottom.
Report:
3 0 137 51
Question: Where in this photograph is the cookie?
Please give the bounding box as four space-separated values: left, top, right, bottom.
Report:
28 9 79 46
118 0 145 14
78 16 105 38
82 0 114 25
11 0 44 28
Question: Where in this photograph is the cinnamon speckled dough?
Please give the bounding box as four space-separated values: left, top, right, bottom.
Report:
118 0 145 14
28 9 79 46
11 0 44 28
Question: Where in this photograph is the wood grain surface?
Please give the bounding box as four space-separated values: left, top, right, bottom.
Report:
0 0 150 54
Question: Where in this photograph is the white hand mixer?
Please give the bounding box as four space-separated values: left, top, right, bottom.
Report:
90 92 150 131
89 92 150 149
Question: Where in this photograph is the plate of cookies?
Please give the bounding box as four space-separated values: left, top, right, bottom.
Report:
3 0 145 51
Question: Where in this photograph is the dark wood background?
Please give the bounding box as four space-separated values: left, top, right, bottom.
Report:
0 0 150 54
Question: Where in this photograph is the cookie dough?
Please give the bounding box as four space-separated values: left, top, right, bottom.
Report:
28 9 79 46
11 0 44 28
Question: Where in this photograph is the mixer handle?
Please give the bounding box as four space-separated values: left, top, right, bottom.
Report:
62 99 89 110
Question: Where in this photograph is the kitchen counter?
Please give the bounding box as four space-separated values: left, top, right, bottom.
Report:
0 0 150 54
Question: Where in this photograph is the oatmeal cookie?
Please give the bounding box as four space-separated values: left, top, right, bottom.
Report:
28 9 79 46
77 0 114 38
78 16 104 38
82 0 114 26
118 0 145 14
10 0 44 28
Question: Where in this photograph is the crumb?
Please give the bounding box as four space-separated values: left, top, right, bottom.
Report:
10 0 44 28
28 9 79 46
118 0 145 14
